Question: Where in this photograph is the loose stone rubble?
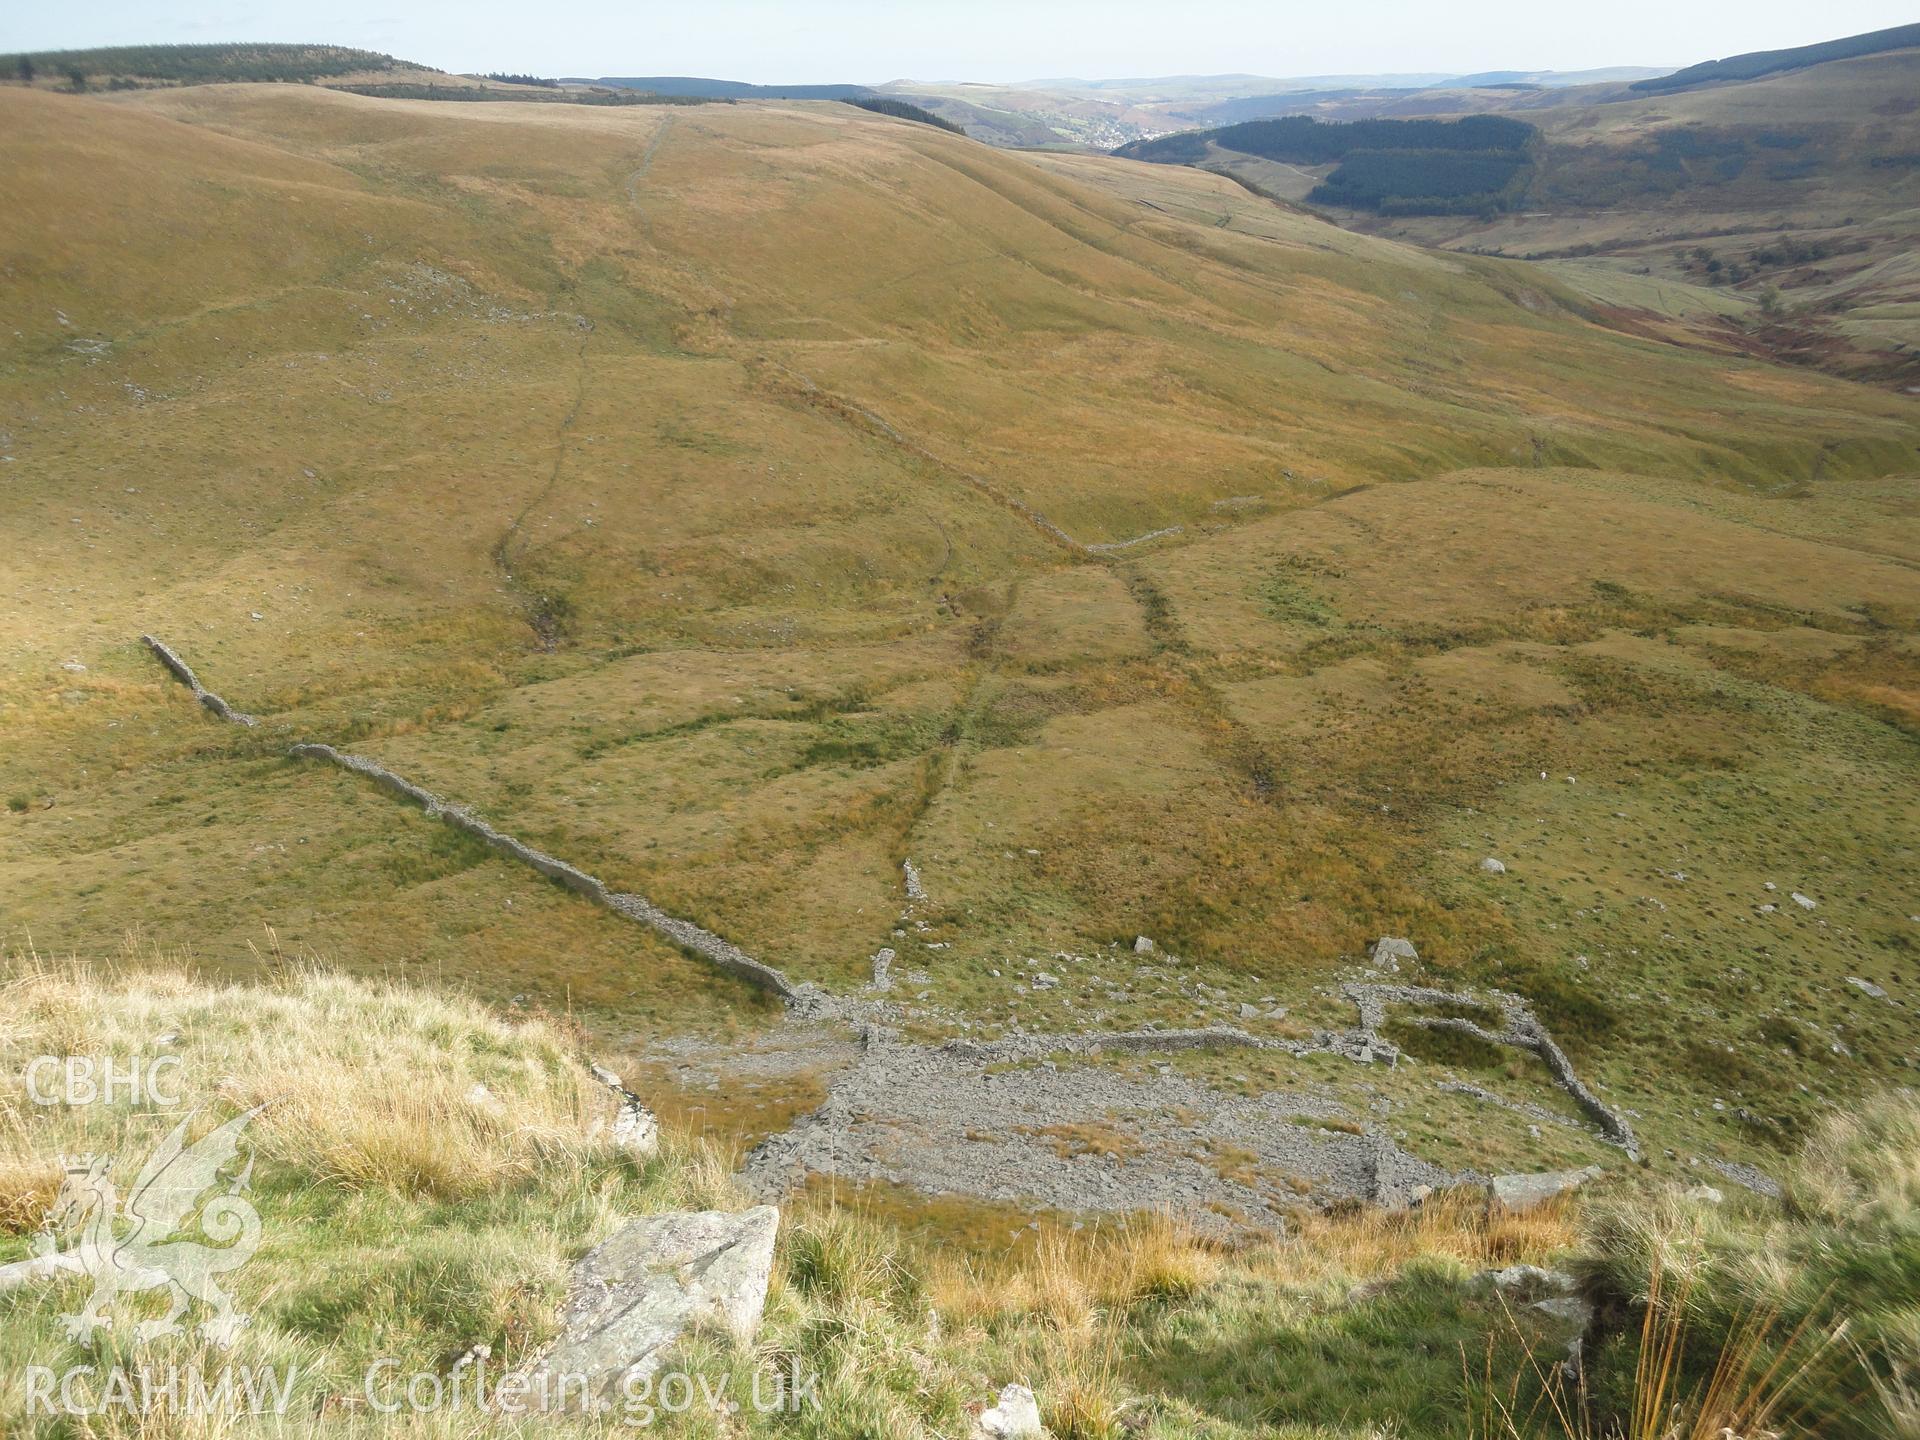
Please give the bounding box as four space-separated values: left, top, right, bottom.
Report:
741 1023 1461 1228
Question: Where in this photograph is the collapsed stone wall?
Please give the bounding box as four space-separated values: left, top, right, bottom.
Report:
136 635 1644 1147
1343 982 1639 1156
287 742 801 1001
140 635 257 727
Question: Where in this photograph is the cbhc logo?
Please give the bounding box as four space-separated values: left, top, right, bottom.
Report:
24 1056 183 1107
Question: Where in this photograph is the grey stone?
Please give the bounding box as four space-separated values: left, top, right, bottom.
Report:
1533 1296 1594 1326
1483 1264 1575 1295
1847 977 1887 1000
611 1099 660 1159
1480 857 1507 874
145 634 801 1004
1370 936 1419 972
973 1383 1042 1439
517 1207 779 1408
1791 892 1816 910
1489 1166 1602 1214
588 1064 659 1160
1134 936 1155 954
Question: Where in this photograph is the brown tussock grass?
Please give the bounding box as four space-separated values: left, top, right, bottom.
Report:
1280 1187 1580 1287
0 941 627 1207
931 1210 1225 1334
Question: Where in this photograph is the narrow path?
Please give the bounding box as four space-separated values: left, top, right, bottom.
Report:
764 361 1085 555
623 113 678 231
760 362 1194 560
491 324 593 649
1118 565 1280 800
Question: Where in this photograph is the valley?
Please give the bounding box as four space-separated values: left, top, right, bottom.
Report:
0 41 1916 1434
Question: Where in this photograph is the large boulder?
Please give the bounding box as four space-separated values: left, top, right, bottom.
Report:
1489 1166 1602 1214
1369 937 1419 972
514 1207 779 1410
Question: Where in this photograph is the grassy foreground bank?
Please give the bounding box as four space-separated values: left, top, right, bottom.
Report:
0 952 1911 1438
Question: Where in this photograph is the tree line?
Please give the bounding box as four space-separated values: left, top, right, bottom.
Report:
1 43 405 87
1119 113 1539 216
843 97 966 135
1631 21 1920 94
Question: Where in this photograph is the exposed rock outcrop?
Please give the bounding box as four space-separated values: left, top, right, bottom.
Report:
1489 1166 1603 1214
513 1206 779 1410
590 1063 661 1160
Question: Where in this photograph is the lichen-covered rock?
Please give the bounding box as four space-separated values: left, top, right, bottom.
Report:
516 1207 779 1409
589 1064 660 1159
1369 937 1419 971
1481 1263 1576 1298
1489 1166 1602 1214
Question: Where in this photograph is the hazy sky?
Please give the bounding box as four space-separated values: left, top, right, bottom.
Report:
4 1 1916 84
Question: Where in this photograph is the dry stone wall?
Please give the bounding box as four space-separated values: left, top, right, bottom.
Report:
144 638 799 1003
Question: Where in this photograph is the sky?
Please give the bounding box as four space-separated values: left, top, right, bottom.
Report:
3 0 1916 85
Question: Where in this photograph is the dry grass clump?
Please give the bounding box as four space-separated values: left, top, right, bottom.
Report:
930 1209 1226 1334
0 940 618 1204
1281 1187 1581 1286
1557 1095 1920 1440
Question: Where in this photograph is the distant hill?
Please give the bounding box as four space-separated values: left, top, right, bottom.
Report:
1630 21 1920 93
1446 67 1673 88
1118 113 1540 216
844 96 966 134
0 42 409 87
582 76 873 100
337 82 707 107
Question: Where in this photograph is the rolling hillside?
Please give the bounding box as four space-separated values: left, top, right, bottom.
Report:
1 79 1917 1210
1119 34 1920 384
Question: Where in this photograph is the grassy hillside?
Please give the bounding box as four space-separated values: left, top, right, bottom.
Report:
1111 36 1920 383
1333 47 1920 383
0 81 1915 1207
1120 114 1540 215
1630 21 1920 94
3 958 1912 1437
